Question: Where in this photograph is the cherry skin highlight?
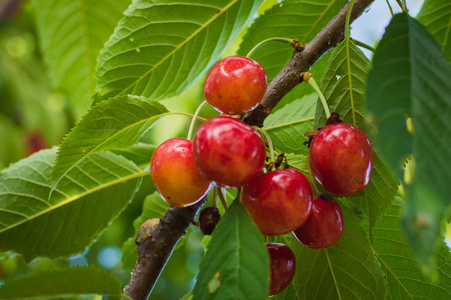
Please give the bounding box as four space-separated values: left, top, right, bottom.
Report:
204 55 267 115
293 194 344 248
193 116 266 188
267 243 296 296
150 138 211 207
241 169 313 236
309 123 373 196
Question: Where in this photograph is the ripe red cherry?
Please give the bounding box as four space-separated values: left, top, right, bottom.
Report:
193 116 266 188
241 169 313 236
150 138 211 207
293 194 344 248
309 123 373 195
204 55 267 115
267 243 296 296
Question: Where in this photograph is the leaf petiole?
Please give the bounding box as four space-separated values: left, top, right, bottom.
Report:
246 37 297 58
350 38 375 53
256 127 275 163
302 72 331 119
218 187 229 210
187 100 208 141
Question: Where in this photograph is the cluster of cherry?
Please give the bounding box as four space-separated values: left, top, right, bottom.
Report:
150 55 374 296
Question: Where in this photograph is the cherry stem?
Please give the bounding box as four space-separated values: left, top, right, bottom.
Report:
349 38 375 53
307 161 321 196
160 111 207 122
256 127 275 163
218 187 229 210
187 100 208 141
212 188 217 208
236 187 242 202
395 0 408 13
246 37 295 58
384 0 394 17
303 73 331 119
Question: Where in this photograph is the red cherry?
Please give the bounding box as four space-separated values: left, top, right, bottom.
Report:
150 138 211 207
241 169 313 236
193 116 266 188
293 194 343 249
309 123 373 196
267 243 296 296
204 55 267 115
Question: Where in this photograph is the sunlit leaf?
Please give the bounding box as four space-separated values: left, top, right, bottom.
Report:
0 148 142 261
264 94 316 156
289 206 386 299
112 142 157 169
238 0 348 109
34 0 130 117
0 265 126 299
52 95 167 189
366 13 451 270
193 200 269 299
96 0 263 99
417 0 451 60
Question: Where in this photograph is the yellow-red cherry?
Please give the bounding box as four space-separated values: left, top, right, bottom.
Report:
204 55 267 115
150 138 211 207
309 123 373 196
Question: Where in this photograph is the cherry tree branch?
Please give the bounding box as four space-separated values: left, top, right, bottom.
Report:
122 197 207 300
244 0 375 127
124 0 374 298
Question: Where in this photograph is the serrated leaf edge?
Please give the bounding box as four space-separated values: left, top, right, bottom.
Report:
102 0 240 97
52 97 167 190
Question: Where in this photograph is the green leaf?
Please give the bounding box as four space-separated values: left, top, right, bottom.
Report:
366 13 451 269
180 290 193 300
316 41 398 228
0 265 126 299
112 142 157 169
95 0 263 99
272 282 298 300
314 41 370 128
352 153 398 228
121 192 169 270
264 94 316 155
34 0 130 118
0 148 142 261
289 206 386 300
237 0 348 109
284 153 308 174
193 200 269 299
368 198 451 299
417 0 451 60
52 95 167 188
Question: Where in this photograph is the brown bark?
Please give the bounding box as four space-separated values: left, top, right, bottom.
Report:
123 0 375 299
